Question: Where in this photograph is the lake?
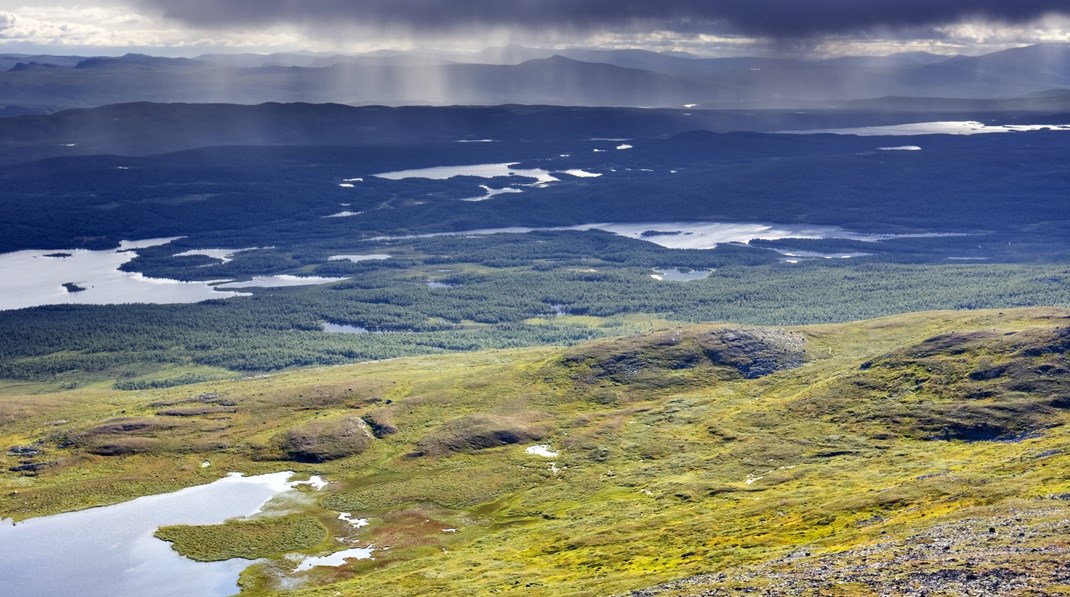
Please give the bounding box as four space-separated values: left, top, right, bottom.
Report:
0 472 307 597
373 162 604 198
0 239 357 311
0 238 248 311
366 221 947 250
786 121 1070 136
374 162 560 185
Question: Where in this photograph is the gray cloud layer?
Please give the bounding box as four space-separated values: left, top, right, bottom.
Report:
136 0 1070 37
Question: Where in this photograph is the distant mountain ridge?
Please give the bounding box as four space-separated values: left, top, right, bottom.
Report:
3 99 1070 166
1 44 1069 110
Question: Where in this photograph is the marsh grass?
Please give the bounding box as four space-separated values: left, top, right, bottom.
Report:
156 515 329 561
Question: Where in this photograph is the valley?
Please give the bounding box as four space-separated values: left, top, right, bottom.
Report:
3 23 1070 594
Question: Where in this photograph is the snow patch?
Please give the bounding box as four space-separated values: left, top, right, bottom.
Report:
338 513 369 528
526 445 559 458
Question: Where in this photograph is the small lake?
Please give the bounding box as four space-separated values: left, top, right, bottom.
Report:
786 121 1070 136
329 254 391 263
0 238 249 311
373 162 605 199
651 268 712 282
462 185 524 202
0 472 306 597
292 547 374 572
322 322 400 334
213 275 347 290
777 250 872 263
324 211 363 218
585 222 865 249
374 162 560 185
172 248 262 264
323 322 373 334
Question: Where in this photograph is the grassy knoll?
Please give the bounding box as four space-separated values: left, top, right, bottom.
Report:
2 307 1069 595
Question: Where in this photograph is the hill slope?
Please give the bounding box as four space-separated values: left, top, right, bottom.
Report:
1 308 1069 595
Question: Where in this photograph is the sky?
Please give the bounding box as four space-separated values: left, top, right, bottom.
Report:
1 0 1070 57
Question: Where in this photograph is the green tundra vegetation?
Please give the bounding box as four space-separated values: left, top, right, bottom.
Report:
2 307 1069 595
155 515 330 562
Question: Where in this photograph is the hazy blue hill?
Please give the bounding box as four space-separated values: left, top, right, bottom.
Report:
73 53 213 70
5 101 1070 165
8 62 65 72
195 52 330 68
822 51 955 68
2 45 1070 111
0 103 732 164
551 48 706 72
0 53 88 71
908 43 1070 96
440 55 724 106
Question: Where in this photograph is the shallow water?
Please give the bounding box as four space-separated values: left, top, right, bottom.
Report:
292 547 374 573
0 472 303 597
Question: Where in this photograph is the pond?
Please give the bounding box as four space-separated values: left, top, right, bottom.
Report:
329 254 391 263
651 268 712 282
0 472 311 597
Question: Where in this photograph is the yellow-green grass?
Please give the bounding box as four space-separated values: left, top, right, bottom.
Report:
156 515 330 561
1 307 1068 596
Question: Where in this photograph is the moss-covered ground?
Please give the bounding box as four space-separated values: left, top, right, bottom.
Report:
155 515 330 562
2 307 1069 595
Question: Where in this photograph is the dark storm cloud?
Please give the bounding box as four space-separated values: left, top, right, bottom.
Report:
136 0 1070 37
